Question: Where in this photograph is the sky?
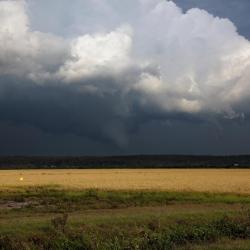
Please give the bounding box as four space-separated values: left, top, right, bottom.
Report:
1 0 250 156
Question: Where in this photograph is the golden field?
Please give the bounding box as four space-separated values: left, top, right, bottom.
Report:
0 169 249 194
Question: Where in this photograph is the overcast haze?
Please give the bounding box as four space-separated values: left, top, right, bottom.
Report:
1 0 250 155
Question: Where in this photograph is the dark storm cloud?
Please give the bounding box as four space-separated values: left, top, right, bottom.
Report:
1 0 250 155
1 75 250 155
0 76 133 147
0 73 202 149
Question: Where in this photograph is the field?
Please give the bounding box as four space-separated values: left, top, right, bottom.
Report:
0 169 250 193
0 169 250 249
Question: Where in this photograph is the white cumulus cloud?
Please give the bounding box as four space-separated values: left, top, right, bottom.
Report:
58 26 132 82
0 0 68 80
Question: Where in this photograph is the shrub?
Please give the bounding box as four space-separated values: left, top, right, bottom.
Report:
51 213 68 233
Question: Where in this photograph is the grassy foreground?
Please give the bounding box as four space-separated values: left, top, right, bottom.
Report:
0 187 250 249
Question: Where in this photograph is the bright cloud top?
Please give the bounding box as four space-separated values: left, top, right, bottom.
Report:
1 0 250 118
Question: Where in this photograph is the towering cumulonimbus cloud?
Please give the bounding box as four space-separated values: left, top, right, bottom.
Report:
1 0 250 147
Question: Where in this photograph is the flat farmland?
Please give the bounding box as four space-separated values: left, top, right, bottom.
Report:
0 169 249 193
1 169 250 249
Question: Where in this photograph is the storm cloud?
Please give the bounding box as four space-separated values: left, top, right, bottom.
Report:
1 0 250 155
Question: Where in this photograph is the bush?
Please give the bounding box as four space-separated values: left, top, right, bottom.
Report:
51 213 68 233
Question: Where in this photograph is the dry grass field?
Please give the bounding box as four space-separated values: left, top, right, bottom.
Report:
0 169 249 193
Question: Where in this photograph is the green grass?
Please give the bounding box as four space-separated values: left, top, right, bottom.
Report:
176 239 250 250
0 187 250 249
0 186 250 212
0 210 250 249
